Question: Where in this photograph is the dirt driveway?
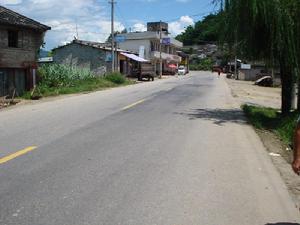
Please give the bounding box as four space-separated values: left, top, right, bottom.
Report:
226 78 281 109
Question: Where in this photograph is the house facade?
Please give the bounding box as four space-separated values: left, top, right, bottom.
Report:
0 6 50 97
238 62 281 85
53 39 129 76
116 22 183 75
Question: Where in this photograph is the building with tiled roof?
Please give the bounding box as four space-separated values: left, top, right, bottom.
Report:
0 6 50 97
0 6 50 31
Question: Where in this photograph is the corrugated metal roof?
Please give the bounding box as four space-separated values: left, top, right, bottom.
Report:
0 6 50 31
53 39 133 53
120 52 149 62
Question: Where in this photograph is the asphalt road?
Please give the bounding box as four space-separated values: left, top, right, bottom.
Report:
0 71 299 225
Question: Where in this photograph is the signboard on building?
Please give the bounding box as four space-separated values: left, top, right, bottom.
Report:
241 63 251 69
161 38 171 45
139 46 145 59
115 36 126 43
105 52 112 62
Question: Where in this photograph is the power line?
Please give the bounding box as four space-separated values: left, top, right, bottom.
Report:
165 10 218 23
115 4 129 31
49 30 111 35
46 1 218 45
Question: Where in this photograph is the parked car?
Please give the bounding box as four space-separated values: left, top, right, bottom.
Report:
254 76 273 87
178 66 186 75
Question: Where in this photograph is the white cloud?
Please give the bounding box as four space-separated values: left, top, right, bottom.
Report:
132 23 147 32
168 15 194 36
179 15 194 24
1 0 125 49
1 1 196 49
0 0 22 4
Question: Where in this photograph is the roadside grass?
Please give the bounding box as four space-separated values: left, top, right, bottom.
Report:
22 78 133 99
21 64 135 99
105 72 127 84
242 104 299 145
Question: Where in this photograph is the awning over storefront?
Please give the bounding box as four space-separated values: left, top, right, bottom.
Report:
168 64 177 69
121 52 149 62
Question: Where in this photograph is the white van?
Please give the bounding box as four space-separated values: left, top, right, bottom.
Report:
178 66 186 75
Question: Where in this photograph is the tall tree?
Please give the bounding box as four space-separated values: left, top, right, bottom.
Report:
221 0 299 114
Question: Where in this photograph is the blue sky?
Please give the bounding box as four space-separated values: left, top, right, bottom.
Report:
0 0 217 50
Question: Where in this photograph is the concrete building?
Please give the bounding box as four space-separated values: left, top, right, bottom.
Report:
238 63 265 81
116 22 183 75
53 39 129 76
238 62 281 85
0 6 50 97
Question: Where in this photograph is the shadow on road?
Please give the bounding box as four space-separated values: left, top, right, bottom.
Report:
176 108 247 126
265 223 300 225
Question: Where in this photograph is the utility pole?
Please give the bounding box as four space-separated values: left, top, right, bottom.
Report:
234 33 238 80
159 20 162 79
75 22 79 39
109 0 115 72
234 55 237 79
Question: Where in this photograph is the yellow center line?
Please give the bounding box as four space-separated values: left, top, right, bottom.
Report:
0 146 38 164
122 99 146 110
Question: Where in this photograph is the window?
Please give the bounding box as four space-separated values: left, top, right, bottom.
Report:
150 41 155 51
8 30 18 48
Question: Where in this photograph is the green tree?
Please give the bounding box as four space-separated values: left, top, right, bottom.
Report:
175 13 224 45
221 0 299 114
176 25 196 45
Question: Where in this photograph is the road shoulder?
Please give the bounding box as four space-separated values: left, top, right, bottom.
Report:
225 76 300 210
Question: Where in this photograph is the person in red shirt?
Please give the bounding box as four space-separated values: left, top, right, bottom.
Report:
292 119 300 175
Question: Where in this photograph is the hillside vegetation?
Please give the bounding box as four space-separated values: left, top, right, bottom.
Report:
175 13 223 46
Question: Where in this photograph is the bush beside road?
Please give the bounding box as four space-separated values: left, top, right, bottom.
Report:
22 64 134 99
189 58 213 71
242 105 298 146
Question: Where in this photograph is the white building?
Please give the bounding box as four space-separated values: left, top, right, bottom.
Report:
116 22 183 75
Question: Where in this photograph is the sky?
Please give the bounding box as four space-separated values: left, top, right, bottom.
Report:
0 0 217 50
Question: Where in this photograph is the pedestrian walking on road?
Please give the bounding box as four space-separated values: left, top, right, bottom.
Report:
292 117 300 175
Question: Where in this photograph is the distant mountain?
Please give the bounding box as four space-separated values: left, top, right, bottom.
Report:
39 49 50 58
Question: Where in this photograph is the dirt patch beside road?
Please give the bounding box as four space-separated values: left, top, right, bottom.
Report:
226 78 281 108
257 129 300 208
226 77 300 209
